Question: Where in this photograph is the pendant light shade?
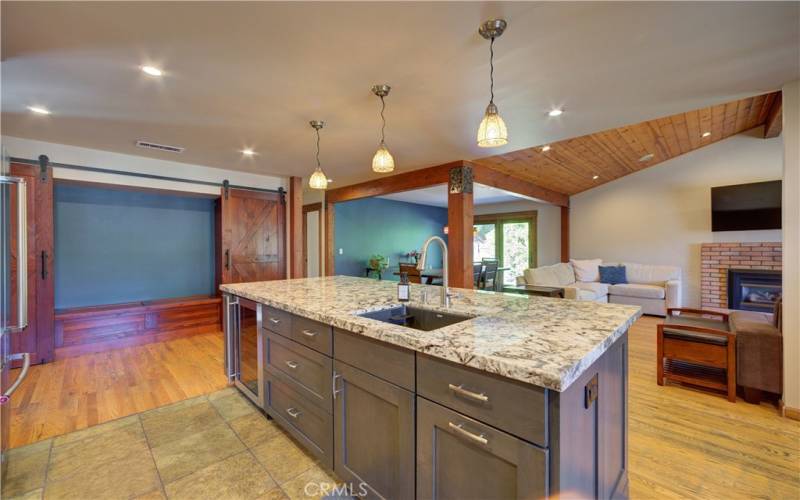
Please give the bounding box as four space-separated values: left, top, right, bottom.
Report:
371 84 395 173
372 142 395 173
477 102 508 147
476 19 508 148
308 120 328 190
308 167 328 190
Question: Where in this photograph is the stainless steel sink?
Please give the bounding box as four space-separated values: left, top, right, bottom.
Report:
357 305 473 331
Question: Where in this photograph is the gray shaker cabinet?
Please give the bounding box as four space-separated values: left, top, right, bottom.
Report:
333 359 415 500
417 397 548 500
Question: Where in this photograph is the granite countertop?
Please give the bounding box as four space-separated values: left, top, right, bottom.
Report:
220 276 642 392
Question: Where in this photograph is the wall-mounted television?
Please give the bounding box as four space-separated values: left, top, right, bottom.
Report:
711 180 781 232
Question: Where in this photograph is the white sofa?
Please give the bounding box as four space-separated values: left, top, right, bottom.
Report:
516 260 681 316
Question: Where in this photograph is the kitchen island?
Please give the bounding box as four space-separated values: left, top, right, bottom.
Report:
221 276 641 499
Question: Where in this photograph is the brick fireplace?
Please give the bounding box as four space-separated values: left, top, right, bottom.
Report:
700 242 782 309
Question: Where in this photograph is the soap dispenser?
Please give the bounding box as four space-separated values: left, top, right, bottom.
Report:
398 272 410 302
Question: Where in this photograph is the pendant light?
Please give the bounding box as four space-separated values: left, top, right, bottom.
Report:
476 19 508 148
308 120 328 190
371 84 395 173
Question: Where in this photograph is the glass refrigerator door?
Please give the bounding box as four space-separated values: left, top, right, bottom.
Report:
234 299 262 406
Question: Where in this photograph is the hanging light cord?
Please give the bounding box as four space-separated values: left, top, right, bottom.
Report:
379 95 387 145
315 128 321 168
489 36 495 104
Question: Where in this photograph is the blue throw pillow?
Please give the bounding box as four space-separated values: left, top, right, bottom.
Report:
599 265 627 285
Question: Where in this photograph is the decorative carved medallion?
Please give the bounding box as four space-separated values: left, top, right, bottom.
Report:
449 166 474 194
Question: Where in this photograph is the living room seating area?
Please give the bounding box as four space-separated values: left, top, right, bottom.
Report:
517 259 682 315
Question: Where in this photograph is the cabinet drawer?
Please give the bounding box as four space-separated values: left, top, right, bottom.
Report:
264 373 333 469
264 330 332 412
417 397 548 500
417 354 547 446
334 328 415 391
291 316 332 356
263 306 292 337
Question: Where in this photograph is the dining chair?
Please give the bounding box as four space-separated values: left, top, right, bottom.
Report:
399 263 422 284
481 259 499 291
473 263 485 289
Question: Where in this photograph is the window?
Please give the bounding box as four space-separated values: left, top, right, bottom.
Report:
473 212 537 286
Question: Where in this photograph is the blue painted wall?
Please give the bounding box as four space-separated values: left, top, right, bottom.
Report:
55 184 216 308
334 197 448 280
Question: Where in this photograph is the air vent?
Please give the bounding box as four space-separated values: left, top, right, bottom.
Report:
135 140 185 154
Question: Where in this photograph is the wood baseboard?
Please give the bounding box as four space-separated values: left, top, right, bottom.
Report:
781 402 800 421
54 295 221 359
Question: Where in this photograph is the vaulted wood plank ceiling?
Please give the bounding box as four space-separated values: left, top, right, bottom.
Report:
472 91 782 196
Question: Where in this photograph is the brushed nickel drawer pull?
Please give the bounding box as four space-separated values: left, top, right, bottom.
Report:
332 373 342 400
301 329 318 337
448 422 488 445
285 360 299 369
269 318 281 324
448 383 489 403
286 407 302 419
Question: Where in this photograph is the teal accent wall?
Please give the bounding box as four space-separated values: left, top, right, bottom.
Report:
54 184 216 309
334 197 448 280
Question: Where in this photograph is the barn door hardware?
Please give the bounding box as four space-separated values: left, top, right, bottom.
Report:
278 186 286 205
225 249 231 270
222 179 230 199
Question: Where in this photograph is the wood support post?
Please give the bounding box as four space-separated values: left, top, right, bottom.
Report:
325 200 335 276
288 177 304 278
561 206 570 263
447 166 474 289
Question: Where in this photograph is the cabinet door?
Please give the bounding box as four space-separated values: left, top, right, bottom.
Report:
417 397 548 500
333 360 414 500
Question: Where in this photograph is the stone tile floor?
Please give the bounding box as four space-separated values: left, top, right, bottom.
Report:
2 388 339 500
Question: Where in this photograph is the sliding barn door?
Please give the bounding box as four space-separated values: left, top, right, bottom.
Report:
8 162 54 365
220 188 286 285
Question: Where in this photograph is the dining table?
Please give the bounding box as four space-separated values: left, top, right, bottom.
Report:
392 268 443 285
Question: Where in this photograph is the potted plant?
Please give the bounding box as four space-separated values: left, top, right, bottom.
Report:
367 254 388 279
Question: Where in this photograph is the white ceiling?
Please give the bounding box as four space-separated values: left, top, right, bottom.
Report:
378 183 523 207
2 2 798 188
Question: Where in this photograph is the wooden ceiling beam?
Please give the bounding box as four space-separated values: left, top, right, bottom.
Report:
468 162 570 207
323 161 460 203
764 92 783 138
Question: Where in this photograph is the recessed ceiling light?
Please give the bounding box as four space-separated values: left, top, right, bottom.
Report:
547 108 563 117
27 106 51 115
592 175 599 180
241 148 256 156
327 179 333 183
701 131 711 138
541 145 551 152
141 65 163 77
638 153 655 162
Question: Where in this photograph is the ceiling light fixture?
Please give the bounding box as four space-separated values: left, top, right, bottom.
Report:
702 131 711 138
27 106 51 115
241 148 256 156
548 108 564 117
541 145 551 152
141 65 163 77
593 175 599 180
639 153 655 162
476 19 508 148
308 120 328 190
371 84 395 173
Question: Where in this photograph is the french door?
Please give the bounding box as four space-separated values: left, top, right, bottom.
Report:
474 211 537 286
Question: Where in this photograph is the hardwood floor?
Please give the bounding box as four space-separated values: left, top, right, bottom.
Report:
8 331 228 449
7 317 800 498
628 316 799 499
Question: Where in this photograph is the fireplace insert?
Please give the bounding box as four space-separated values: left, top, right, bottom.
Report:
728 268 782 312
